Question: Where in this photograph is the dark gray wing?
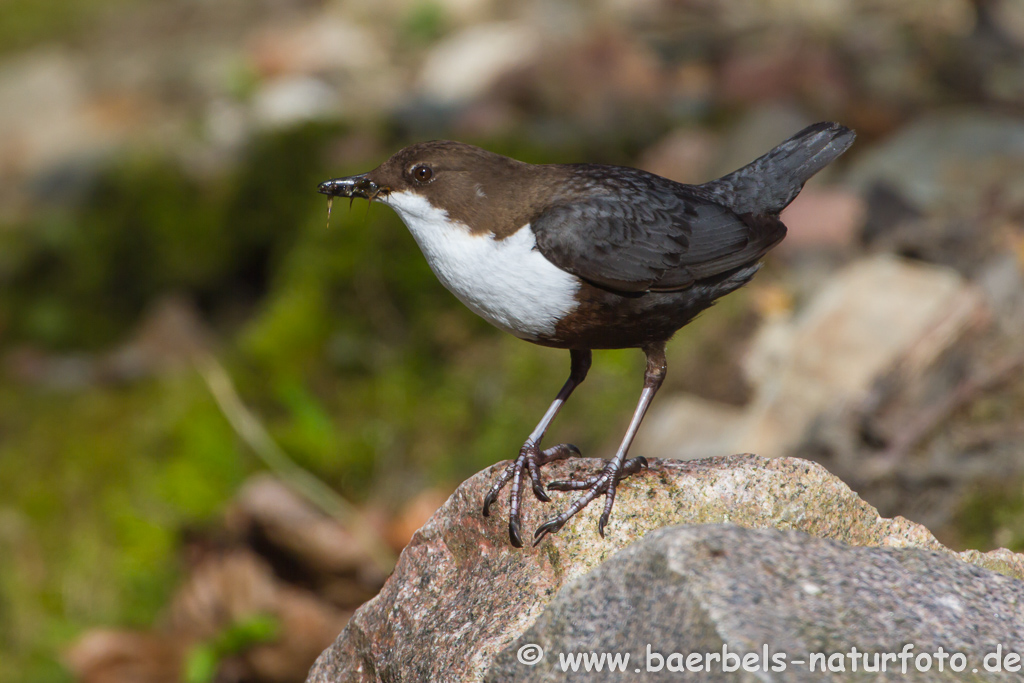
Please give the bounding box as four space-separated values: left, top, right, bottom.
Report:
531 177 785 293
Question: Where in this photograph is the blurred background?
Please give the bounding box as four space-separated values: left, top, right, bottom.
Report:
2 0 1024 681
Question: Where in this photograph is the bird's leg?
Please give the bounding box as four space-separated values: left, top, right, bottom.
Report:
483 349 591 547
534 342 666 544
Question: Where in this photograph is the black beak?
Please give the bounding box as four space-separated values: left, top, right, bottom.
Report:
317 174 383 200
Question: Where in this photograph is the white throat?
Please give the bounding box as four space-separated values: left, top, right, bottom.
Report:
380 191 579 340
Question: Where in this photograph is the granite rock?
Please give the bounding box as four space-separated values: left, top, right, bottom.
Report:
306 455 1024 682
489 524 1024 682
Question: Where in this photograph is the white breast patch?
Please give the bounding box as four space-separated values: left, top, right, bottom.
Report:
380 191 580 340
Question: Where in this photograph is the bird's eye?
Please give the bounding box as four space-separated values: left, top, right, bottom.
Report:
412 165 433 183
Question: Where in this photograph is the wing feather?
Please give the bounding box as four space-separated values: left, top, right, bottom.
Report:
531 169 784 294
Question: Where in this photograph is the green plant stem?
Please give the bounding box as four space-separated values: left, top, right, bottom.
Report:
197 354 397 574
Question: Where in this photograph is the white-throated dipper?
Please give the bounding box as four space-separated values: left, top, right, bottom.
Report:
318 122 855 547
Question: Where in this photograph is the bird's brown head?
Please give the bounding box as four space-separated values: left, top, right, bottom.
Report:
318 140 546 237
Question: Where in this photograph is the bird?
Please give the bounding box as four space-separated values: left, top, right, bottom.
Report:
317 122 856 547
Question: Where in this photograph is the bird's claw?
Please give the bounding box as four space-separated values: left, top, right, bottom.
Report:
481 442 581 545
508 516 524 548
482 487 500 518
547 456 648 491
598 510 611 537
531 479 551 502
533 456 649 544
532 517 566 546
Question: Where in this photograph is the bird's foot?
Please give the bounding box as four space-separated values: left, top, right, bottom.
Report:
533 456 648 545
482 442 580 547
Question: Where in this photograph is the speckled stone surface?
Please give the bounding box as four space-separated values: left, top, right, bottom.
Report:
489 524 1024 682
305 455 1024 683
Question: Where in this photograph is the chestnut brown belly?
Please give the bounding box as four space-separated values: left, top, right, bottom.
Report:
534 266 760 350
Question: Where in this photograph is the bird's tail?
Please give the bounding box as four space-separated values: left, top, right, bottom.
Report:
701 122 856 215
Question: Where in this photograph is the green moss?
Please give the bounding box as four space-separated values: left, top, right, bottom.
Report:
0 123 351 352
400 1 449 45
0 0 143 55
953 479 1024 552
0 376 248 681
